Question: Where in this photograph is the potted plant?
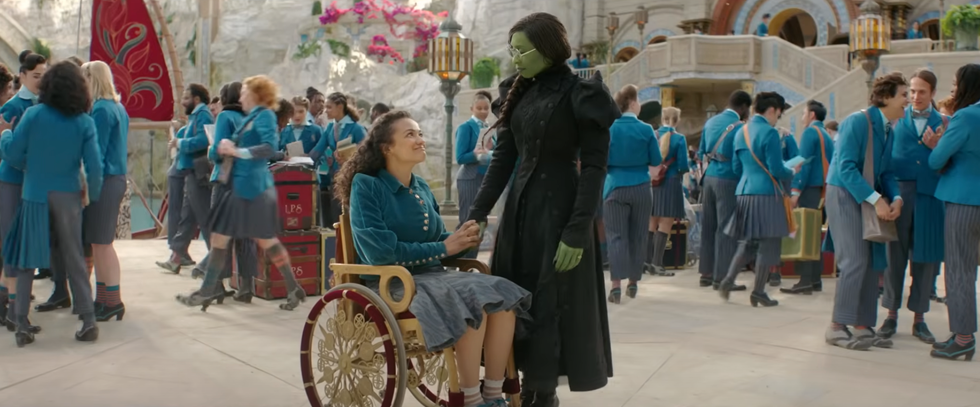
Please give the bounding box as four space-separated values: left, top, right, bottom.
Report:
942 4 980 51
470 57 500 89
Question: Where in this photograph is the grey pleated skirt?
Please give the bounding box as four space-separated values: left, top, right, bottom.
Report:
723 194 790 240
367 266 532 353
208 185 280 239
83 175 127 245
651 175 685 219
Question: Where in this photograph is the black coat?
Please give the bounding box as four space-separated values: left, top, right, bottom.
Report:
468 64 620 392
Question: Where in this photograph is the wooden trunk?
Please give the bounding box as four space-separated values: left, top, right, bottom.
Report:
781 208 823 261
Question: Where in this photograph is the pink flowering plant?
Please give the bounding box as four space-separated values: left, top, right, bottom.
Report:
319 0 445 59
367 34 405 63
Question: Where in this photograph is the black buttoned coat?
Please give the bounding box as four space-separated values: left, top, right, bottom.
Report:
468 64 619 392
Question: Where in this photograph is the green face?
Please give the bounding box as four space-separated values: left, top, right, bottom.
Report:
510 32 551 79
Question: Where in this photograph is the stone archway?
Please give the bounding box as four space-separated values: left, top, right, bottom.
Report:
713 0 856 45
920 19 941 40
769 8 819 47
649 35 667 45
614 47 639 63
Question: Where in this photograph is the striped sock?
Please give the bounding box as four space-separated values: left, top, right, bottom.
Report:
482 378 504 401
96 282 107 304
105 285 121 307
955 334 974 346
887 310 898 320
914 313 924 323
462 385 482 407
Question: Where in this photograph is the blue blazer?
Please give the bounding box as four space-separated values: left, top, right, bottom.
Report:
791 121 834 193
279 122 323 154
0 93 36 184
604 113 662 199
826 106 900 204
311 115 366 184
654 126 689 178
698 109 742 180
176 103 214 171
208 109 246 182
929 103 980 206
455 116 489 177
781 134 799 161
892 107 947 196
757 22 769 36
0 104 104 202
732 115 793 195
228 106 278 200
90 99 129 176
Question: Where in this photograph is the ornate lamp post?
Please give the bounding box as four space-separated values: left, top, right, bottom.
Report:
635 7 648 45
705 104 719 119
606 12 619 71
428 13 473 215
850 0 891 97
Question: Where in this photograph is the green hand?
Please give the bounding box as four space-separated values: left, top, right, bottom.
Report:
553 241 584 272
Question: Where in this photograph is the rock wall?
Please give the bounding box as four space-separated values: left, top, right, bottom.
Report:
455 0 584 58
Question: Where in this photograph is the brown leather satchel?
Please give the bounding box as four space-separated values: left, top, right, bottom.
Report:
859 110 897 243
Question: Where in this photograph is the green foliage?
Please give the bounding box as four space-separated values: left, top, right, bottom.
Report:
326 39 351 58
293 39 323 60
406 56 428 73
942 5 980 36
581 40 610 64
185 30 197 66
31 38 51 60
312 1 323 16
470 57 500 89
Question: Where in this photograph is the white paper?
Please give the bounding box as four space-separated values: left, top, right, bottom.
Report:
204 124 216 143
783 156 811 170
286 156 314 165
286 140 306 158
336 138 353 148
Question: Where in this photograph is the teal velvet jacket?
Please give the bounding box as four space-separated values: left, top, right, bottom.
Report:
90 99 129 176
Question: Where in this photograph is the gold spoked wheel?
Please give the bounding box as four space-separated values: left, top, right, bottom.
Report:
301 284 408 407
407 351 452 407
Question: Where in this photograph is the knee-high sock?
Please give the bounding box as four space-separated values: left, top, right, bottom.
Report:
198 247 228 297
652 231 669 267
15 272 32 318
266 243 299 293
645 231 657 264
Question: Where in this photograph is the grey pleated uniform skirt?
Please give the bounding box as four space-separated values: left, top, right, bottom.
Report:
82 175 127 245
0 181 21 277
723 194 790 240
651 175 685 219
209 184 280 240
367 265 532 353
206 182 259 280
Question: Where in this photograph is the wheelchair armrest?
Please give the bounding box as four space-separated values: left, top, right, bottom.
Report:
441 259 491 275
329 264 416 314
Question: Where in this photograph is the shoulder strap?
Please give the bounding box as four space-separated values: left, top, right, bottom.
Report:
231 114 258 143
743 122 786 196
811 125 830 188
709 122 740 159
860 110 875 187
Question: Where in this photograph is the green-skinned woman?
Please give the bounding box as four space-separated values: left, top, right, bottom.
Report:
467 12 619 407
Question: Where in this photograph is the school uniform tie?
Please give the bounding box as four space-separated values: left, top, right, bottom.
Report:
912 110 930 118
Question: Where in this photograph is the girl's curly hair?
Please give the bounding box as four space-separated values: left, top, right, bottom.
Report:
333 110 413 206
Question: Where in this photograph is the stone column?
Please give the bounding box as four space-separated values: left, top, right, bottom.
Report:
660 85 676 107
741 80 755 96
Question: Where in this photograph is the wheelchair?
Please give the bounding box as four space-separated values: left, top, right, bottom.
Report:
300 212 523 407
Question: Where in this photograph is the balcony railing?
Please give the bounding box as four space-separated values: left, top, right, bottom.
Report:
571 63 625 79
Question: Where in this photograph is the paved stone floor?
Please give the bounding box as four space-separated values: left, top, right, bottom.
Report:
1 240 979 407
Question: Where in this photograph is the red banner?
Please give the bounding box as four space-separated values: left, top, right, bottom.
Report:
90 0 174 121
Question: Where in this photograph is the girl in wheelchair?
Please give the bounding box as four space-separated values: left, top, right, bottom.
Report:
333 110 532 407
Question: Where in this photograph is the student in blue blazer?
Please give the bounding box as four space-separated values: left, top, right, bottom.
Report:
878 69 947 345
157 84 214 274
310 92 366 229
782 100 834 295
824 72 908 351
646 107 689 277
455 90 493 259
278 96 323 153
178 75 306 312
927 63 980 361
0 50 45 331
718 92 800 307
697 90 752 289
0 61 103 347
604 85 662 303
80 61 130 322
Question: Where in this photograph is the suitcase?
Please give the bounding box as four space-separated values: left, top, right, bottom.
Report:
663 220 689 269
270 161 318 231
780 229 837 278
781 208 822 261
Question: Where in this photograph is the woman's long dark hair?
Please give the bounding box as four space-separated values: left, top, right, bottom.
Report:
38 61 91 116
327 92 361 122
488 13 571 133
220 81 243 113
333 110 412 206
276 98 294 131
952 64 980 113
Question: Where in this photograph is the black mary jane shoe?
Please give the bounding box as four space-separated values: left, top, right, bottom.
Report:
35 296 71 313
15 331 35 348
75 324 99 342
5 317 41 334
232 291 253 304
749 292 779 307
607 288 621 304
876 318 897 339
176 291 225 312
779 283 813 295
930 338 976 361
933 334 956 350
626 283 638 299
96 303 126 322
912 322 936 344
714 281 747 292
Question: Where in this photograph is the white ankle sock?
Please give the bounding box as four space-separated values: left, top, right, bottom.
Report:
463 385 482 407
483 378 505 401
